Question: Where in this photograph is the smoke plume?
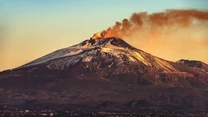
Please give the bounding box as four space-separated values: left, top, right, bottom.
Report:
93 9 208 63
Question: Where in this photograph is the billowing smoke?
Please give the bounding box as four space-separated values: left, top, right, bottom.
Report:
92 9 208 63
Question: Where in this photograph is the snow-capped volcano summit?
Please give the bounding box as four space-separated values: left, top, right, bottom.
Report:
20 37 135 68
19 37 179 74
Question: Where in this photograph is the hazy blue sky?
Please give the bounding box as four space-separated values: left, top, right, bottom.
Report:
0 0 208 71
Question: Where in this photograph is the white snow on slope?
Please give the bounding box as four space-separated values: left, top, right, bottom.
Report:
19 38 178 72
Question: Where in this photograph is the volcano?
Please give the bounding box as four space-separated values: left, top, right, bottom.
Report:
0 37 208 114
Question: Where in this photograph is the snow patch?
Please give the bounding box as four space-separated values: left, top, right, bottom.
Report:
64 49 83 56
83 56 93 62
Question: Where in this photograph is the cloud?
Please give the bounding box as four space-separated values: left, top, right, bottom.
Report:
95 9 208 63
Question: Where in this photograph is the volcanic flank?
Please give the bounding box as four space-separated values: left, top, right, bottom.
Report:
0 37 208 113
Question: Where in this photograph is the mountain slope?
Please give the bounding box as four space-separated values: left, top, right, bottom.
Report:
0 37 208 113
19 37 177 72
12 37 207 84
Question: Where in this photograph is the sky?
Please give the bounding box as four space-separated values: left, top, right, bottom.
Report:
0 0 208 71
